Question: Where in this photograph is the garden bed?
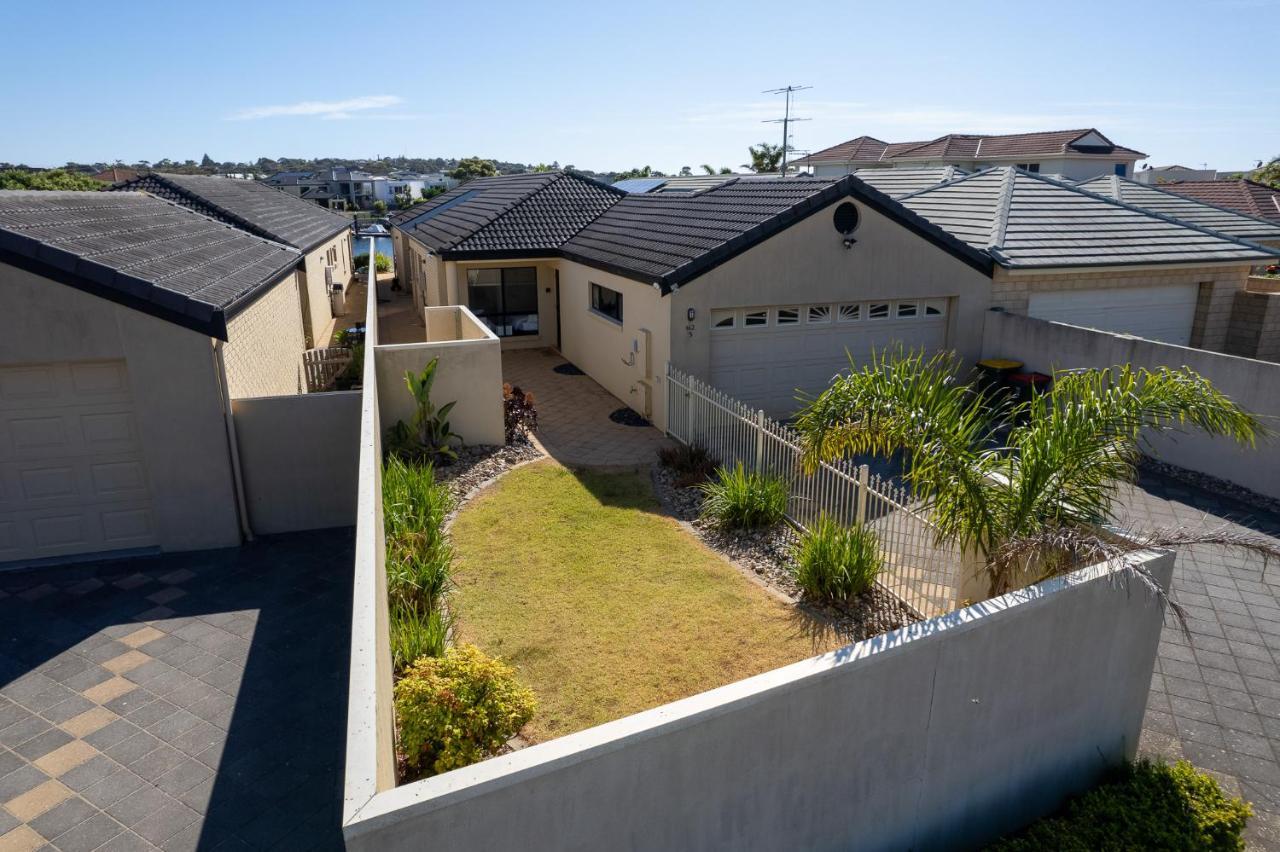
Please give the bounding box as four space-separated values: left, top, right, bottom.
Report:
652 465 920 643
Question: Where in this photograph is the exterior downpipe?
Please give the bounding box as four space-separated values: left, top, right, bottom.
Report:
213 340 253 541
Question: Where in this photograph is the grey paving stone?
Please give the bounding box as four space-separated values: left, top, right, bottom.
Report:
49 810 125 852
95 829 160 852
59 753 120 792
107 784 176 828
12 726 72 760
80 768 146 809
129 744 186 783
0 763 49 801
105 730 162 765
85 719 142 751
132 800 198 846
29 794 95 841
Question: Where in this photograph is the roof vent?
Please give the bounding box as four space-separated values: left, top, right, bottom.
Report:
833 201 860 235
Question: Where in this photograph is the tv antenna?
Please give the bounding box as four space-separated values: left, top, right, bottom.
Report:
762 85 811 175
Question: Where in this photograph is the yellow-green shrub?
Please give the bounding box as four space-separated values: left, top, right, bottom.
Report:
394 644 536 775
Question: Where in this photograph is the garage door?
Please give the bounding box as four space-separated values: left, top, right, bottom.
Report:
0 361 157 563
1027 284 1198 346
709 299 949 418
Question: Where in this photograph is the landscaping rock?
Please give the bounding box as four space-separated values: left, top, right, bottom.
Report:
652 466 919 644
436 440 544 507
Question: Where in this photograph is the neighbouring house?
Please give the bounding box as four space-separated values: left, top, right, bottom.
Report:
1157 178 1280 224
0 190 313 562
847 166 969 198
90 166 139 183
110 172 354 348
794 128 1146 181
1133 164 1217 184
391 169 1279 423
613 174 740 193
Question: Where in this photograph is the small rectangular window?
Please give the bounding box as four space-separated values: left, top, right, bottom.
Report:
590 282 623 323
896 301 918 318
838 303 860 322
924 299 947 316
868 303 889 319
1114 163 1127 177
711 309 735 330
743 309 768 327
776 307 799 325
807 305 832 323
1016 163 1040 173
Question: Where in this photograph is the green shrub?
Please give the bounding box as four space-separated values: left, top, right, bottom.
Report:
698 462 788 530
395 644 536 774
383 456 454 669
989 759 1252 852
657 441 718 487
792 516 882 603
353 252 392 273
384 359 461 464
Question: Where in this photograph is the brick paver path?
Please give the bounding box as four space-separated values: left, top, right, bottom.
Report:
0 529 353 851
1124 471 1280 850
503 348 671 469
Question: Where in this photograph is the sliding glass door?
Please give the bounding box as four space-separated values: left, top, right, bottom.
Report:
466 267 539 337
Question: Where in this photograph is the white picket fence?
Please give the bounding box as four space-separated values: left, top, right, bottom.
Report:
665 364 962 618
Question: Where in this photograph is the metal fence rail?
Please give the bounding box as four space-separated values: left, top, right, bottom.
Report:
665 364 961 617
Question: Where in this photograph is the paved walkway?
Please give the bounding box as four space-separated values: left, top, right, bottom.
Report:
503 349 671 469
0 529 353 851
1124 472 1280 850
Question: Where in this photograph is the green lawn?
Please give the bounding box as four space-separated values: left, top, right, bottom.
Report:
450 460 836 743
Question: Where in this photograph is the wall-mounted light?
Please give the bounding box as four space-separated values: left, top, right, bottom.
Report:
687 308 696 322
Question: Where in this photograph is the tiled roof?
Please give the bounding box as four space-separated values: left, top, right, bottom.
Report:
897 168 1278 269
563 176 992 287
797 128 1146 166
111 173 349 252
1076 175 1280 243
0 191 301 338
852 166 968 198
389 171 625 256
1156 179 1280 223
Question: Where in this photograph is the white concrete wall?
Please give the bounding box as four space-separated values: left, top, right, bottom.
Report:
373 309 504 447
231 391 361 534
0 262 241 551
982 310 1280 499
222 272 307 398
344 551 1173 852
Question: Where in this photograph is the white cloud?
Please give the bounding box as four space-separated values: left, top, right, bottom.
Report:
228 95 403 121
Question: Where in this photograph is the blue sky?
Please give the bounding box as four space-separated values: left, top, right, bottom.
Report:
2 0 1276 172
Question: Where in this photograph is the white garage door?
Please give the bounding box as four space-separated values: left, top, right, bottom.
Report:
1027 284 1198 346
0 361 157 563
709 299 949 418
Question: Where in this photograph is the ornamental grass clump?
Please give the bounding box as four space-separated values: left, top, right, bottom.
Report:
657 441 719 487
989 759 1251 851
698 462 788 530
792 516 882 604
383 455 454 670
395 644 536 775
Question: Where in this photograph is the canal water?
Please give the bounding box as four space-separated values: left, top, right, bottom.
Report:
352 235 393 259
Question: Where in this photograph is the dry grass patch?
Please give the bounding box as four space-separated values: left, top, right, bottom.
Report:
450 459 837 743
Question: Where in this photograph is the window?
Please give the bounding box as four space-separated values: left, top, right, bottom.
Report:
467 267 539 337
776 307 799 325
924 299 947 316
1114 163 1127 177
711 309 735 329
807 305 832 323
868 302 889 319
896 301 918 318
1016 163 1041 173
838 303 861 322
743 309 768 327
589 282 623 323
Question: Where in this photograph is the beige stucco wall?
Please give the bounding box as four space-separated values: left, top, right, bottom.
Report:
991 265 1250 353
298 231 352 347
222 272 307 398
374 333 505 448
0 263 242 551
670 197 994 378
556 262 670 425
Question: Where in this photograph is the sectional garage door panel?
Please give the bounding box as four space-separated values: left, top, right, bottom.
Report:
0 361 157 562
1027 284 1198 346
710 303 948 418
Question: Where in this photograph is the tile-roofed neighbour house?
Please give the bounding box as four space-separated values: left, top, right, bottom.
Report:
1076 175 1280 246
896 167 1279 269
111 173 350 251
1157 179 1280 224
390 171 625 258
0 190 300 338
851 166 968 198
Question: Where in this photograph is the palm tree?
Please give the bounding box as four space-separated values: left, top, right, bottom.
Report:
793 350 1275 601
744 143 785 174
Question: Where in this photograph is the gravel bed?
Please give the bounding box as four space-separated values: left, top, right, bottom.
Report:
1139 456 1280 518
652 466 919 643
435 439 544 507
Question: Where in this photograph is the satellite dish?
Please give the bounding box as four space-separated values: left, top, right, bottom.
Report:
833 201 859 236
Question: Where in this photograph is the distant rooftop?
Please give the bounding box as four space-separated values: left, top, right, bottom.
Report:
795 128 1147 168
1156 179 1280 224
1076 175 1280 243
